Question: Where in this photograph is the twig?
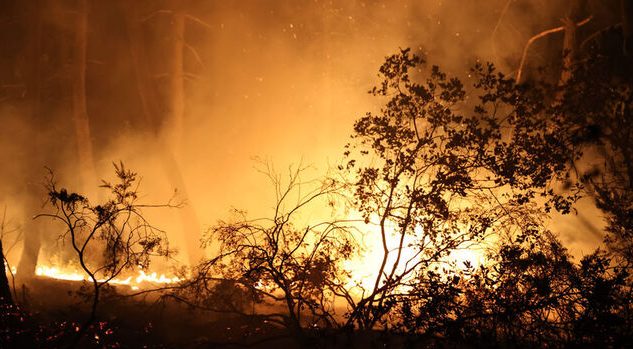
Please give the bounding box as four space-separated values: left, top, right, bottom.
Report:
579 23 623 51
185 14 214 30
140 9 172 22
185 42 206 68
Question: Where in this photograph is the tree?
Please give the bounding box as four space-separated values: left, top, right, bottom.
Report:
394 228 631 347
500 0 633 270
120 0 203 266
339 34 633 343
339 48 550 331
552 43 633 265
16 0 100 280
380 1 633 340
138 0 212 152
16 0 45 279
174 161 357 344
38 162 175 348
0 236 12 305
72 0 98 194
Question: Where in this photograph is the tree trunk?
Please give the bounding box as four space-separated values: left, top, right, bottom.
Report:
17 0 44 279
16 192 43 279
120 0 161 132
0 236 13 305
122 0 202 265
560 0 585 85
168 3 185 153
72 0 98 194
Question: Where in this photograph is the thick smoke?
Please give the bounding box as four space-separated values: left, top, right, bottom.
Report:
0 0 617 269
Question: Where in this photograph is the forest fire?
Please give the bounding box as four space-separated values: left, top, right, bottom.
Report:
1 1 632 348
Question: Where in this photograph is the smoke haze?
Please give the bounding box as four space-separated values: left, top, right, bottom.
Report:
0 0 618 267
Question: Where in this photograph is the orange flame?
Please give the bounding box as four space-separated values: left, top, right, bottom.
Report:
3 263 181 290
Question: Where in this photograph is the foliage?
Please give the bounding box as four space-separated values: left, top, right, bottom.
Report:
556 50 633 265
340 48 552 330
391 231 631 348
336 39 633 345
469 37 633 263
459 34 633 346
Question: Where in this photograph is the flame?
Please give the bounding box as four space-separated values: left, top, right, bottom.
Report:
450 247 483 269
36 266 84 281
134 270 181 284
2 263 182 289
3 263 16 276
342 221 487 296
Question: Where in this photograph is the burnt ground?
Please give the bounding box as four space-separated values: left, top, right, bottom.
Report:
1 276 301 349
2 277 434 349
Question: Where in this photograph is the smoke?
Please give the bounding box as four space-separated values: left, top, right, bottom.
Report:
0 0 619 269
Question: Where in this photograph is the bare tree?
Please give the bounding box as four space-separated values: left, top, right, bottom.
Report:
173 161 357 344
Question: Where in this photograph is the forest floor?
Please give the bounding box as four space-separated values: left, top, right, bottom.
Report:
2 276 300 349
3 277 432 348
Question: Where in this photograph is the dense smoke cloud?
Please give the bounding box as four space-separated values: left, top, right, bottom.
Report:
0 0 618 266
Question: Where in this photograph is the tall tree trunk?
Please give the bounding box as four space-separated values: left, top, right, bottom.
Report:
168 2 185 153
72 0 98 194
560 0 585 85
121 0 160 131
17 191 44 279
121 0 202 265
17 0 44 279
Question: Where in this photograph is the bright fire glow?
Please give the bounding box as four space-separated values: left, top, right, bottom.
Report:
1 265 184 289
450 247 484 269
4 263 16 275
343 220 487 295
36 266 84 281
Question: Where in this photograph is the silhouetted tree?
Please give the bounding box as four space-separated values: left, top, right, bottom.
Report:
38 162 175 348
0 235 11 305
174 161 357 345
338 29 633 343
392 227 631 348
481 0 633 293
340 48 549 331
